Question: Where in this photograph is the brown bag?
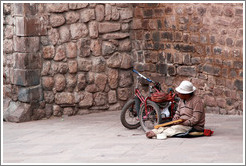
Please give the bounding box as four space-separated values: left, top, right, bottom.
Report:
151 92 172 103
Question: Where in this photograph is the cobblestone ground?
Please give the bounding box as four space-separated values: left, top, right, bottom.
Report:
2 111 244 164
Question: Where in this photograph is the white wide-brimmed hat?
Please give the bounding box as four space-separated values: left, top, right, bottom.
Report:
175 80 196 94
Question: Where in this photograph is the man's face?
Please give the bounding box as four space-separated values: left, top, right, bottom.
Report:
177 93 190 100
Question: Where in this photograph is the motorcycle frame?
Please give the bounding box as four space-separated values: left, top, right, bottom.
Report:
134 85 176 121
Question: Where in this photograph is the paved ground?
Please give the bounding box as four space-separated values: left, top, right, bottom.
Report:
2 110 244 164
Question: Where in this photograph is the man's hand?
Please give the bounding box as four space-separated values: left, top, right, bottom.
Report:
146 131 156 139
172 116 179 121
173 119 185 125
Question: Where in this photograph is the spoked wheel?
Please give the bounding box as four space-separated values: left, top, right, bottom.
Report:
120 99 141 129
139 100 161 132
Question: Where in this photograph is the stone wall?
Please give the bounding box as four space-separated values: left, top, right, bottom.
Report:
3 3 135 122
41 3 134 117
2 3 244 122
131 3 243 115
3 3 48 122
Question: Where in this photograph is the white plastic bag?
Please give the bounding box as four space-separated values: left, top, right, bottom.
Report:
161 102 171 118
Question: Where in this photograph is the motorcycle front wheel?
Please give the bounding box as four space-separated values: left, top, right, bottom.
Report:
139 100 161 132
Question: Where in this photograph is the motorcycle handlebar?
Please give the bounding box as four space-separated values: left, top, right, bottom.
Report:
132 69 155 83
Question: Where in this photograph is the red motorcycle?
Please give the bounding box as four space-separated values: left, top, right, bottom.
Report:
120 70 179 132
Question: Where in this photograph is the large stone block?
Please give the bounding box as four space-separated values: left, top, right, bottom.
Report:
234 79 243 91
15 16 47 36
111 6 120 20
99 22 121 33
3 4 12 15
14 53 41 69
77 38 91 57
131 19 143 30
108 90 117 104
48 28 59 45
59 26 70 43
90 39 101 56
216 98 227 108
14 3 37 16
46 3 69 13
43 46 55 59
120 8 133 20
70 23 88 39
117 88 132 101
102 32 129 40
69 3 88 10
44 91 55 103
4 25 13 39
66 42 77 58
53 62 68 74
95 5 104 21
161 31 173 41
68 60 78 73
102 41 116 56
95 73 107 91
121 53 133 69
12 69 40 86
177 66 196 77
78 92 93 108
107 52 122 68
54 45 66 61
88 21 98 38
174 44 195 52
92 57 106 73
18 85 43 102
66 74 77 92
74 92 85 103
173 53 183 64
77 73 86 90
53 105 62 116
85 84 99 93
118 39 131 51
167 65 176 76
54 74 66 92
143 63 155 72
4 101 32 122
202 65 221 76
105 4 111 21
80 9 95 22
41 57 52 72
94 92 107 106
119 70 133 88
108 68 118 89
233 61 243 69
31 108 46 120
156 63 167 75
50 14 65 27
3 39 13 54
42 76 54 91
14 36 40 53
78 58 92 71
107 52 132 69
204 95 217 107
65 11 80 24
143 8 153 18
55 92 75 105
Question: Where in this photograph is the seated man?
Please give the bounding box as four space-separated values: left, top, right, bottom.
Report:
146 80 205 139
